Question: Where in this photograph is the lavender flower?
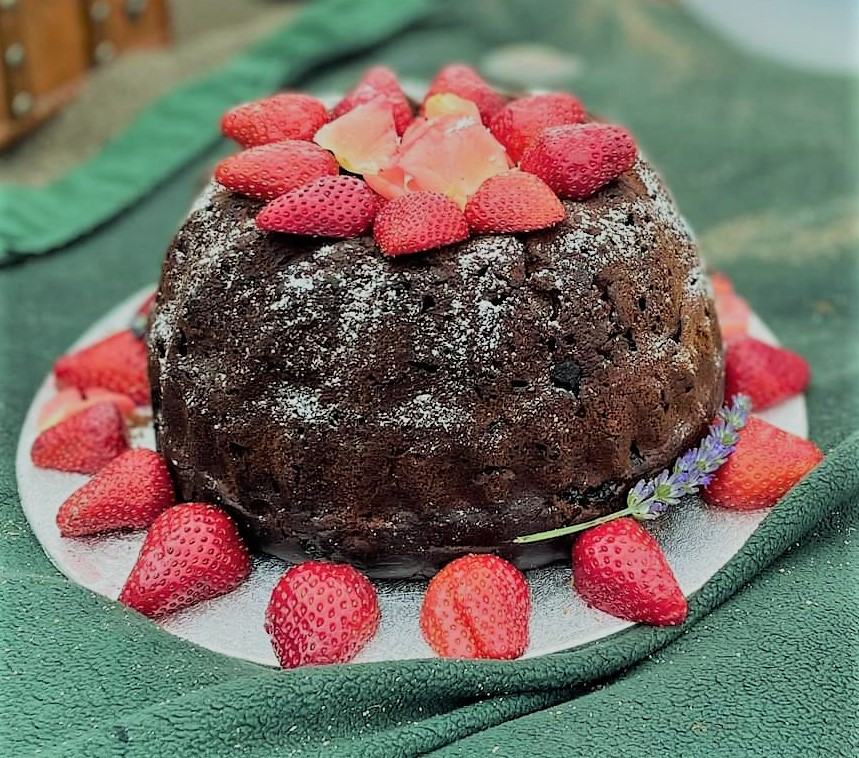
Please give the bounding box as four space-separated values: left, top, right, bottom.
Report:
514 394 751 544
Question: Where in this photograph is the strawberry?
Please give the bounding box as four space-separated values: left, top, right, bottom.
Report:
256 175 380 238
710 271 735 299
119 503 251 618
489 92 586 163
31 402 128 474
373 191 469 256
465 170 565 233
38 387 137 431
220 93 329 147
715 291 750 344
265 562 380 668
54 330 149 405
520 123 637 200
420 554 530 659
703 416 823 510
725 337 810 411
56 448 175 537
573 517 687 626
422 63 505 123
331 65 413 135
214 141 338 201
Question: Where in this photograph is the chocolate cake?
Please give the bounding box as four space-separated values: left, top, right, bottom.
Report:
147 157 723 578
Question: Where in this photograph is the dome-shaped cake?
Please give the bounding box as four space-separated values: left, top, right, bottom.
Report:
147 155 723 578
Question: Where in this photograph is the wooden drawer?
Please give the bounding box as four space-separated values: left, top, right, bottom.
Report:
0 0 171 149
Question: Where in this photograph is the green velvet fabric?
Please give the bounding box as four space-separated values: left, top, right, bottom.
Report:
1 1 856 755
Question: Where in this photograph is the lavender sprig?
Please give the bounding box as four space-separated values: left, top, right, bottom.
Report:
513 394 751 544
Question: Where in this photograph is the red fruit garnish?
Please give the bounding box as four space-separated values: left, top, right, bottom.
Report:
56 448 175 537
465 170 565 234
330 65 413 135
54 330 149 405
314 98 399 175
256 175 380 238
572 517 687 626
38 387 137 432
365 114 511 207
489 92 586 163
31 402 128 474
265 562 380 668
220 93 328 147
710 271 735 299
422 63 505 123
373 191 469 256
725 337 810 411
520 123 637 200
703 416 823 511
420 554 530 660
214 141 338 201
135 291 157 320
715 292 751 344
118 503 251 618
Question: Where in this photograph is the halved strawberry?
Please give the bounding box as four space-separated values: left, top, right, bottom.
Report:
56 448 175 537
422 64 505 123
38 387 137 432
420 554 530 660
715 291 751 344
314 98 399 175
573 517 687 626
119 503 251 618
54 330 149 405
265 562 380 668
465 170 565 233
373 191 469 256
330 66 413 135
256 175 380 238
703 416 823 510
489 92 586 163
520 123 637 200
31 402 128 474
221 93 328 147
725 337 810 411
214 141 338 201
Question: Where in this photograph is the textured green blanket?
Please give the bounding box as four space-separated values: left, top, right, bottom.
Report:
1 1 857 755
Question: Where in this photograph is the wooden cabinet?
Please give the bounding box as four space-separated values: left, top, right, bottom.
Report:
0 0 170 148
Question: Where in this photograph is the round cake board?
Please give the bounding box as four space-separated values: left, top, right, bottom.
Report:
15 287 807 666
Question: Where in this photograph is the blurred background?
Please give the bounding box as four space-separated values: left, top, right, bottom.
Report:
0 0 855 186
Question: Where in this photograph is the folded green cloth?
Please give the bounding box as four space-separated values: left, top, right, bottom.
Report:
1 1 857 755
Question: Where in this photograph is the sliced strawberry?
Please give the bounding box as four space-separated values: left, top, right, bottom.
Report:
330 66 413 135
465 170 565 233
710 271 735 299
214 141 338 201
725 337 810 411
54 330 149 405
703 416 823 510
489 92 586 163
520 123 637 200
373 191 469 256
420 554 530 660
422 93 481 120
265 562 380 668
572 517 687 626
256 175 380 238
221 93 328 147
38 387 137 432
31 402 128 474
118 503 251 618
715 291 751 344
314 98 399 175
56 448 175 537
422 64 505 123
371 114 511 207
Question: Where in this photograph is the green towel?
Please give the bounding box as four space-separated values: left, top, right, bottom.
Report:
1 1 857 755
